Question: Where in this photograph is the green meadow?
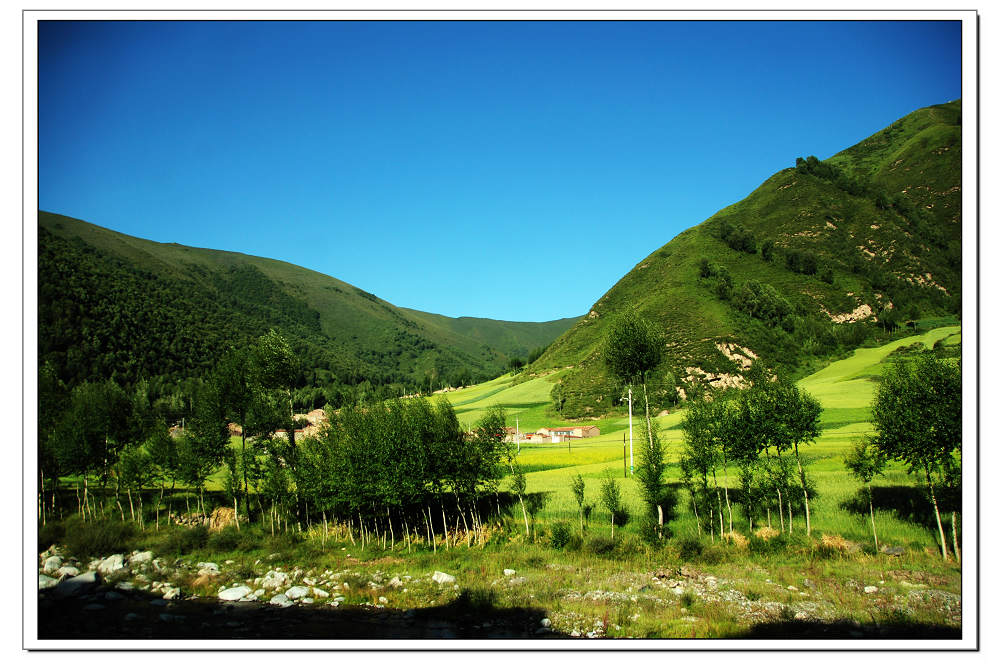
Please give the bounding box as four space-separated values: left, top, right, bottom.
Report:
460 326 961 551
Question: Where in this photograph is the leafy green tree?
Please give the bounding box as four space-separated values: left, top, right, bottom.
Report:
635 422 669 537
844 437 888 550
603 312 666 473
775 380 822 536
681 395 731 535
871 353 961 559
600 471 622 540
509 467 529 536
570 474 586 534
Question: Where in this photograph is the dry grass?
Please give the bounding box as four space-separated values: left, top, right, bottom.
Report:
755 527 780 541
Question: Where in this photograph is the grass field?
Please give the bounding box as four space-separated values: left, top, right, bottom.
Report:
487 326 962 551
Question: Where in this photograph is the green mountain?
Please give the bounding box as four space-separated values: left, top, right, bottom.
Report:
533 100 962 418
38 211 579 397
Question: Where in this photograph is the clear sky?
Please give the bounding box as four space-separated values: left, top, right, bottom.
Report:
38 20 962 322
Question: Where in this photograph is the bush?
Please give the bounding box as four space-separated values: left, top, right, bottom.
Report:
63 519 136 558
156 524 209 556
677 537 703 560
207 526 243 552
637 516 672 547
38 521 66 552
587 536 618 556
550 522 573 549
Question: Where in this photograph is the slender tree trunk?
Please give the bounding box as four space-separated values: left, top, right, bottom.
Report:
766 507 771 529
788 500 793 533
519 496 529 537
777 488 785 533
867 483 879 550
83 477 89 522
721 456 733 534
951 512 961 563
441 504 449 549
793 443 812 537
76 484 81 519
127 488 135 521
137 490 144 530
690 492 701 537
323 510 328 548
156 486 164 530
924 466 949 560
579 506 584 535
610 512 615 541
234 497 240 531
40 470 45 526
116 497 126 522
404 518 411 553
387 507 394 550
427 505 436 553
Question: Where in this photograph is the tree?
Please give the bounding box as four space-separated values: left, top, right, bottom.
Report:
570 474 586 534
775 381 822 537
870 353 961 560
603 312 666 473
600 471 622 540
635 422 668 537
844 437 888 550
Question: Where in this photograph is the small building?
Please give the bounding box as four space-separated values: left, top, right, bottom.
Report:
536 425 600 439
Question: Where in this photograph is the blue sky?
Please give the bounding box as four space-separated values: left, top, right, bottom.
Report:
38 20 962 322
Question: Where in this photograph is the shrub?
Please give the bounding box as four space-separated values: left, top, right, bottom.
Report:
678 537 703 560
156 524 209 556
754 526 780 541
63 519 136 558
207 526 242 552
587 536 618 556
38 521 66 552
550 522 572 549
637 516 672 547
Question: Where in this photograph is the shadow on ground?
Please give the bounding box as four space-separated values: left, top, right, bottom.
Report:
735 618 961 640
38 585 566 640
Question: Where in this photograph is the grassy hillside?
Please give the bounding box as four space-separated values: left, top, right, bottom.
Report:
530 101 961 419
38 211 579 397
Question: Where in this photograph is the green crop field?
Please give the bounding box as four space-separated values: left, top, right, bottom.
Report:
460 326 963 551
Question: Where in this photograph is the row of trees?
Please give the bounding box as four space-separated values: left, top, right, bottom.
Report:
678 365 821 540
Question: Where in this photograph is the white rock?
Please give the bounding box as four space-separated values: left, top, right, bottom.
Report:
131 551 153 564
97 554 125 575
387 576 404 588
56 566 79 579
301 597 314 604
38 574 59 589
285 585 311 600
303 577 316 586
254 589 265 597
162 586 181 600
312 587 330 598
504 569 516 576
378 596 388 604
218 586 252 601
540 618 552 628
270 593 292 607
787 585 798 591
261 570 289 590
864 586 878 594
43 556 63 574
432 571 456 585
197 562 220 576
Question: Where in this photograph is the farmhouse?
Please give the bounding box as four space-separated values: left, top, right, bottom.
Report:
537 425 600 440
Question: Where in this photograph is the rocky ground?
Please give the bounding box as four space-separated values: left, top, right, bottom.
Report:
36 545 962 641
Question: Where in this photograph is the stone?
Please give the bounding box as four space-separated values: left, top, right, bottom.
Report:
54 571 101 598
803 578 816 589
56 566 79 579
387 576 404 588
881 545 905 557
303 577 316 586
97 554 125 575
301 597 314 604
312 587 329 598
131 551 153 564
218 586 252 601
863 586 878 594
509 577 528 586
104 590 125 601
285 586 311 600
254 589 265 597
431 571 456 585
124 612 140 622
82 603 106 612
197 562 220 576
38 574 59 590
787 585 798 591
117 581 135 591
270 593 292 608
261 570 289 590
334 596 345 603
43 556 63 574
540 618 551 628
503 569 516 576
162 587 181 600
150 599 168 607
378 596 388 604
